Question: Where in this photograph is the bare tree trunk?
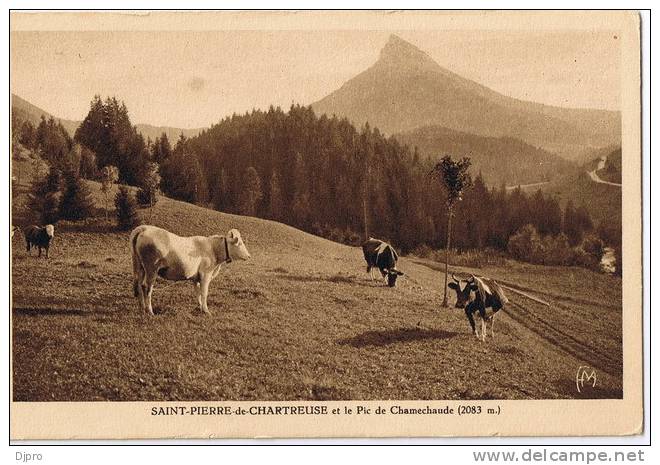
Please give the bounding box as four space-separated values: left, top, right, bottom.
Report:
362 165 370 241
362 194 369 241
442 208 453 307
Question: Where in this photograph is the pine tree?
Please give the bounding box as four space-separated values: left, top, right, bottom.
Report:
79 146 98 179
268 170 284 220
238 166 263 217
59 164 94 221
160 152 205 204
28 167 62 224
137 162 161 207
115 186 139 230
152 133 172 163
75 95 150 185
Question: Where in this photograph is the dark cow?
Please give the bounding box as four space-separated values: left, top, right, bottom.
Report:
24 224 55 258
361 237 404 287
448 274 508 341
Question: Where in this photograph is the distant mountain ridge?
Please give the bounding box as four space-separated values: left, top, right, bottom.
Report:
12 94 80 136
11 93 203 143
395 125 574 187
312 35 620 161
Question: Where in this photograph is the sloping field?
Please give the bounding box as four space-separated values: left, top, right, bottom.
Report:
11 182 622 401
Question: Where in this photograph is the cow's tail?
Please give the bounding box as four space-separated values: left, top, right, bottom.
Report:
129 225 148 297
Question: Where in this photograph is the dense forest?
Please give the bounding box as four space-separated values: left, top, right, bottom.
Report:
12 97 615 270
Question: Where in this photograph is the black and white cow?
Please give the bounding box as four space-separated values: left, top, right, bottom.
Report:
448 274 508 341
361 237 404 287
24 224 55 258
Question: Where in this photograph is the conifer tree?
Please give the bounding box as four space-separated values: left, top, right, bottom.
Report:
28 167 62 224
59 163 94 221
238 166 263 217
268 170 284 221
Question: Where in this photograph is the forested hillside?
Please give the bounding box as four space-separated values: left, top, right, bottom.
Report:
177 104 602 260
395 125 574 187
13 96 613 270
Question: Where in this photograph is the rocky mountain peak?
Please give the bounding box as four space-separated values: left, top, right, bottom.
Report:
377 34 439 71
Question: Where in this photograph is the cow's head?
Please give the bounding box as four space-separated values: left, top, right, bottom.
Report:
386 268 404 287
45 225 55 238
447 274 477 308
226 229 251 260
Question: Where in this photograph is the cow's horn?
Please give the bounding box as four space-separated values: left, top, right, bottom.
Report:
451 274 460 283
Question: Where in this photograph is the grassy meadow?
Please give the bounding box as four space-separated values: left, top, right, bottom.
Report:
11 160 623 401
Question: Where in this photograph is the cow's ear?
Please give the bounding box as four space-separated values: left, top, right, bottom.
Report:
396 270 404 276
227 230 236 239
448 282 459 290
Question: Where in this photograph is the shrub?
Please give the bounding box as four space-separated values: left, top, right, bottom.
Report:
507 224 542 262
581 234 605 262
136 188 154 206
573 247 600 270
115 186 140 230
344 229 362 246
541 233 574 266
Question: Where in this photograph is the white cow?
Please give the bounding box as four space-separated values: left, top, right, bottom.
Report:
130 225 251 315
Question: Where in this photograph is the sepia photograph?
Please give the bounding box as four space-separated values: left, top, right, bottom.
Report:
9 10 643 439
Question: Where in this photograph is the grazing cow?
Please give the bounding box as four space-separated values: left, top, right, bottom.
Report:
130 225 251 315
24 225 55 258
361 237 404 287
448 274 508 341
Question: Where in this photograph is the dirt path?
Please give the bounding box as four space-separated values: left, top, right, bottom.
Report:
504 300 621 377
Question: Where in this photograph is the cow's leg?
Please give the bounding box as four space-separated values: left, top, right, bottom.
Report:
199 276 212 314
135 281 146 313
465 308 478 338
491 315 496 338
143 269 157 316
144 281 155 316
477 307 489 341
45 245 49 259
133 260 146 312
38 246 42 257
193 280 203 309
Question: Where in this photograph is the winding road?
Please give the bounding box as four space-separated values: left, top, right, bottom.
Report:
588 155 622 187
505 181 550 191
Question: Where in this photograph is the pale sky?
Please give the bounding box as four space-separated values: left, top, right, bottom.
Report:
10 30 620 129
